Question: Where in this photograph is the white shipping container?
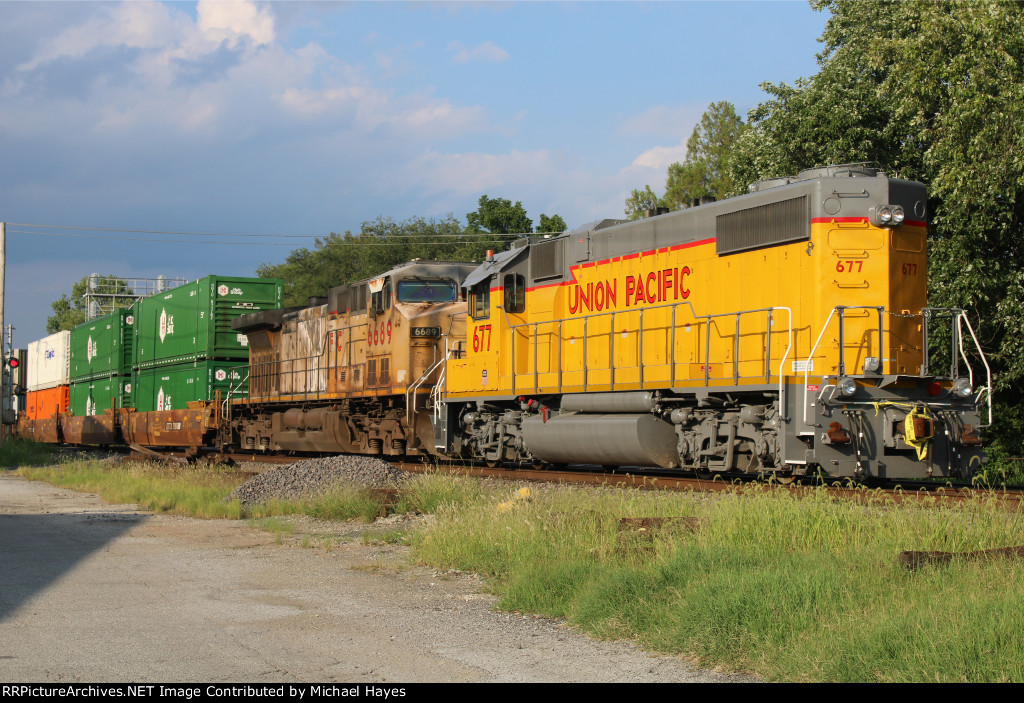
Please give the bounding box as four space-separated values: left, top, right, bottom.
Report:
27 330 71 392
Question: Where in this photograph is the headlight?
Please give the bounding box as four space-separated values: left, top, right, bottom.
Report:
870 204 905 227
952 378 973 398
838 377 858 397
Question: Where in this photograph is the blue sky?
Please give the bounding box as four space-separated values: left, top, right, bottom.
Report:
1 1 828 345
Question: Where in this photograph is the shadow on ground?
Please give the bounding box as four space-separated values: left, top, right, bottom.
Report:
0 510 148 622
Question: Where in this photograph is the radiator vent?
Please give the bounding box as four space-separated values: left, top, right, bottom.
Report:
716 196 809 255
531 238 564 281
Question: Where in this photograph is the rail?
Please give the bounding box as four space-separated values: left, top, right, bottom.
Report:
240 314 451 409
406 346 446 426
499 300 793 407
801 306 992 426
245 320 367 403
221 371 249 420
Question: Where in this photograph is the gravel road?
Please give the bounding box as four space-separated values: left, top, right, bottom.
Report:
0 469 760 683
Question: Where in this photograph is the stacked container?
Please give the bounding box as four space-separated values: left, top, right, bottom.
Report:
132 276 282 411
25 331 70 420
68 308 135 416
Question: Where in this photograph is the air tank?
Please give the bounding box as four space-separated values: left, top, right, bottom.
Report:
559 392 656 414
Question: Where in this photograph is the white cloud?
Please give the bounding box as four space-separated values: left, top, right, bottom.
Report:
197 0 275 47
7 1 491 143
616 103 705 175
396 147 649 230
17 1 189 71
629 142 689 172
403 149 556 196
448 40 509 64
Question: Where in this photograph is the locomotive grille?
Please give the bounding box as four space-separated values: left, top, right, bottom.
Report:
531 238 564 281
715 195 809 255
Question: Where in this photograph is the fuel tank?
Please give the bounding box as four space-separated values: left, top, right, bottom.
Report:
522 413 678 468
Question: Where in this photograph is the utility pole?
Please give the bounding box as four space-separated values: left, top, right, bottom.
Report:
1 325 9 441
1 222 6 442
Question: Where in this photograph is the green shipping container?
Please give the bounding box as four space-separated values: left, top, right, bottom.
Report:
135 275 282 369
69 374 131 416
69 309 135 381
133 361 249 412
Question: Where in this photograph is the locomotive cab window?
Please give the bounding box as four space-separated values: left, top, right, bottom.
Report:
370 280 391 316
397 278 457 303
470 281 490 320
503 273 526 314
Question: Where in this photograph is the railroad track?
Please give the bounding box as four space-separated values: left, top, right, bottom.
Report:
78 445 1024 507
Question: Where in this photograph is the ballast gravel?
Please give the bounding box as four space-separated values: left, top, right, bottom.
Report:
227 454 409 506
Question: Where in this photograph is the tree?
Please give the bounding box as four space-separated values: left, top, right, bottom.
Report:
465 195 533 235
728 0 1024 467
258 216 497 307
625 102 746 219
260 199 569 307
47 295 84 334
624 185 663 221
663 101 747 209
46 275 134 333
537 213 567 233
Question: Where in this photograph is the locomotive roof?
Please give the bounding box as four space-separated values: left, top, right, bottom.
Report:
345 259 480 287
459 165 927 288
461 247 525 289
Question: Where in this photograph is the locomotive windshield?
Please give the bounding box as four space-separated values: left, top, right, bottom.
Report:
396 278 457 303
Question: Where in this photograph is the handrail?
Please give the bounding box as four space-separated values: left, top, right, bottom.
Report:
956 312 993 427
222 371 250 419
431 344 457 423
498 298 793 400
406 351 447 426
801 306 992 427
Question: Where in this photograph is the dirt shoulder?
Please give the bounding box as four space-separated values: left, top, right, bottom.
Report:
0 471 759 683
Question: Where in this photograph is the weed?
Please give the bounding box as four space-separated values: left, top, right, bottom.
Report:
0 438 58 467
363 530 411 546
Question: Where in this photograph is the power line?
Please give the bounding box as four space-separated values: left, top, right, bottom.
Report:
8 222 322 238
5 229 520 247
9 222 532 240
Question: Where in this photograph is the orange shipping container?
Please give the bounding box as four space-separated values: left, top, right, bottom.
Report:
25 386 69 421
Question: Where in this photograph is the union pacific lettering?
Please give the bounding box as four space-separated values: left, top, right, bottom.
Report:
568 266 691 314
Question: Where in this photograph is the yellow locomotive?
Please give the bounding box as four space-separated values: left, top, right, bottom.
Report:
437 165 989 480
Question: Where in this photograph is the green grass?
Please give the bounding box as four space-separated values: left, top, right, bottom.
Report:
14 457 1024 681
0 437 58 467
412 481 1024 682
14 460 399 522
17 459 248 518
